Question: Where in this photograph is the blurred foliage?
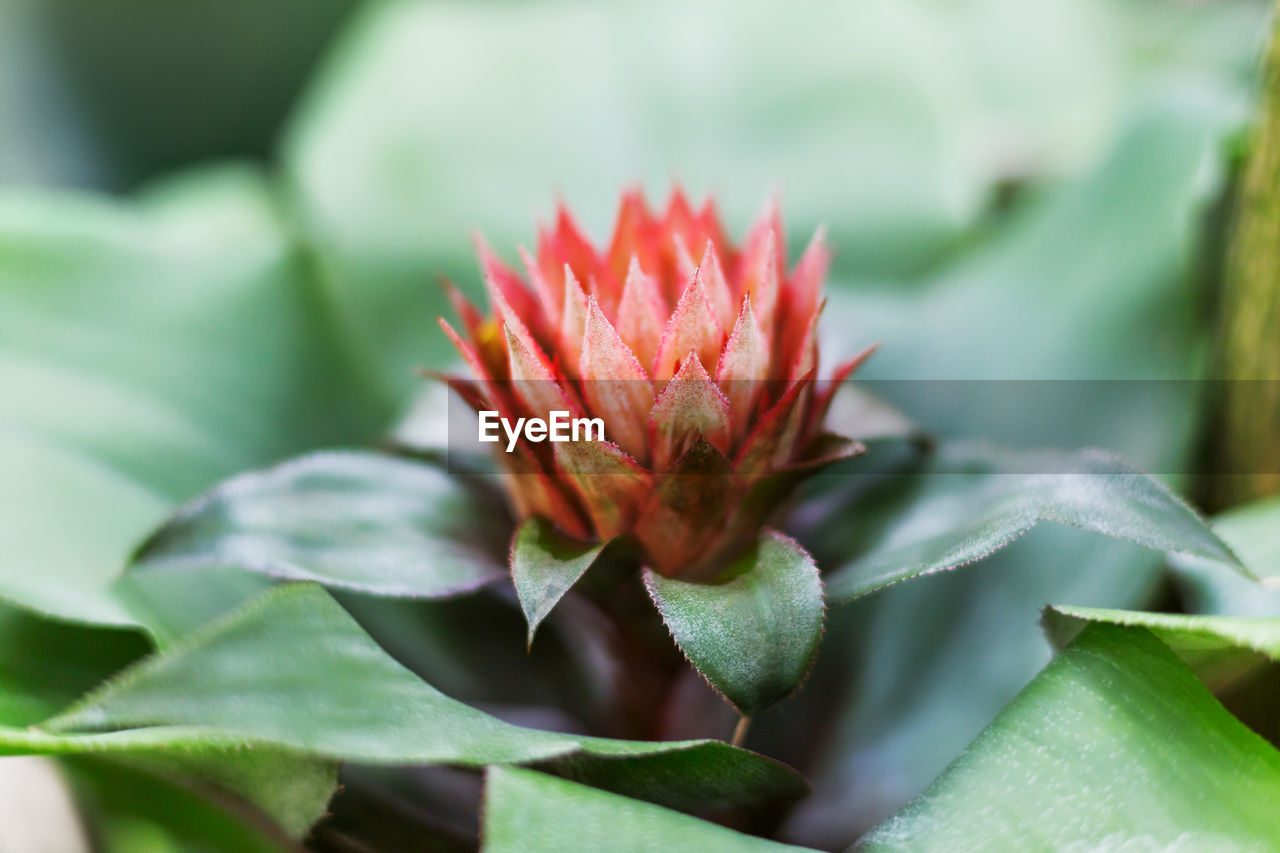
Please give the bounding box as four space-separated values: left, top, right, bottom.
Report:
0 0 1277 850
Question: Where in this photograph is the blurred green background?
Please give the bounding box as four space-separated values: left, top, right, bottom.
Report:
0 0 1273 847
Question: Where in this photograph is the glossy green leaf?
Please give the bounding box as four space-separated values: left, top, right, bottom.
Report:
511 518 608 647
0 169 394 627
39 583 804 807
822 444 1246 603
128 451 508 600
856 624 1280 851
483 766 815 853
1045 604 1280 687
645 530 824 716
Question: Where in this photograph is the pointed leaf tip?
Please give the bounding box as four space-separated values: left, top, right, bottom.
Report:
511 518 608 647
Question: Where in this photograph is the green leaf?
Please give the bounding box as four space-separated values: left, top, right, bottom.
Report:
784 101 1256 844
0 169 394 627
127 451 508 600
38 583 804 808
511 518 608 647
644 530 824 716
1044 604 1280 687
67 756 322 853
0 601 148 727
856 624 1280 851
482 766 815 853
822 443 1247 603
1173 494 1280 617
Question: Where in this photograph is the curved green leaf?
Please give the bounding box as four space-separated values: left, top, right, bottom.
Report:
128 452 508 599
1045 604 1280 687
823 444 1247 603
39 583 805 808
483 766 815 853
856 624 1280 851
645 530 825 717
511 518 608 647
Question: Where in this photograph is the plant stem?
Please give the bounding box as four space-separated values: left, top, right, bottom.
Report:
1211 6 1280 507
731 714 751 748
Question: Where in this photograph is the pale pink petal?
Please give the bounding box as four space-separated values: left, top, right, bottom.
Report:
504 323 580 422
652 273 725 381
739 227 780 342
616 257 668 371
715 295 771 443
649 352 732 472
580 297 655 461
697 240 736 330
559 265 589 378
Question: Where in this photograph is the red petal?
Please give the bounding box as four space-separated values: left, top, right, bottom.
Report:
553 438 652 540
715 295 771 443
738 226 780 343
559 265 590 379
662 186 699 256
441 279 486 339
504 323 580 422
579 297 655 462
553 204 606 309
696 240 736 331
519 245 561 330
653 272 725 381
648 353 732 472
734 369 814 476
606 189 661 292
809 343 878 436
616 258 668 371
503 443 592 540
439 317 495 383
477 234 544 339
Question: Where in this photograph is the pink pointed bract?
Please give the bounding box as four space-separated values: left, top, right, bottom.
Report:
439 189 868 578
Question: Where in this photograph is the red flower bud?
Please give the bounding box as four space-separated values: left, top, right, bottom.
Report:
440 189 868 577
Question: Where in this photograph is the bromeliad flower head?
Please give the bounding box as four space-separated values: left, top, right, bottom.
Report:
439 188 870 578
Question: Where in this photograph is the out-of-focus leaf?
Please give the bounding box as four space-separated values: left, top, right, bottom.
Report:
511 518 607 647
128 451 508 600
856 624 1280 851
67 756 314 853
0 601 148 727
1045 604 1280 687
822 443 1246 603
1174 494 1280 617
283 0 1265 393
39 584 805 808
782 94 1250 845
482 766 815 853
35 0 357 189
645 531 824 716
0 167 395 627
